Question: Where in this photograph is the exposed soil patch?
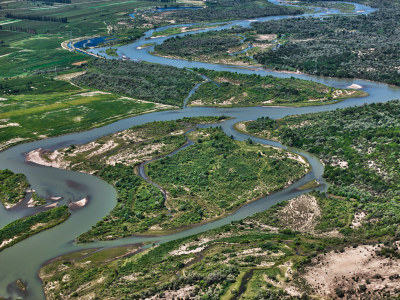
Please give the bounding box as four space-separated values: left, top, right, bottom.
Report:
56 71 86 81
303 245 400 299
279 194 321 232
351 211 366 229
147 285 196 299
256 34 278 41
347 84 363 90
78 91 111 97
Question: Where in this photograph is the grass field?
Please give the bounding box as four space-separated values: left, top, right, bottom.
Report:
0 33 87 78
0 74 163 151
0 0 176 78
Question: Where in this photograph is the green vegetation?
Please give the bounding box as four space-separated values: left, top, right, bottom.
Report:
149 0 304 24
35 117 306 241
0 73 158 151
6 0 400 298
313 2 355 13
0 34 87 78
40 100 400 299
252 0 400 86
314 193 355 233
150 24 231 38
0 0 168 78
55 117 229 241
105 48 118 57
298 179 320 190
0 206 70 252
40 204 344 299
0 0 303 78
31 192 47 206
0 170 29 207
15 279 26 294
154 29 269 66
152 0 400 87
245 100 400 239
151 25 292 68
0 169 45 208
72 59 202 106
147 127 307 227
0 73 78 96
290 1 356 13
155 30 243 60
187 69 366 107
151 27 182 37
78 164 168 240
56 118 207 173
139 42 155 48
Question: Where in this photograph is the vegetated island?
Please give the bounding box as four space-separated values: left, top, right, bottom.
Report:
0 206 70 252
0 169 45 209
25 117 309 240
187 69 367 107
0 169 72 252
153 29 272 67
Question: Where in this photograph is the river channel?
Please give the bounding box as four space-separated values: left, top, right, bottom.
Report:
1 1 399 299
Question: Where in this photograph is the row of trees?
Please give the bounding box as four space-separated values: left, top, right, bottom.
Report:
6 26 37 34
5 13 67 23
28 0 71 3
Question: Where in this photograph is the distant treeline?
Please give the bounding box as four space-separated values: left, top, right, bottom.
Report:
147 0 177 2
28 0 71 3
5 13 67 23
3 26 37 34
158 0 303 23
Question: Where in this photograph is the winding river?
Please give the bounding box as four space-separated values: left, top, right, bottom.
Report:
1 1 399 299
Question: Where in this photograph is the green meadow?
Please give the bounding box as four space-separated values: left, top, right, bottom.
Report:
0 74 158 150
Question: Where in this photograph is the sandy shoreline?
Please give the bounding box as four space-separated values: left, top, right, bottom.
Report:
69 197 88 209
25 148 69 169
0 238 17 249
347 83 363 89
